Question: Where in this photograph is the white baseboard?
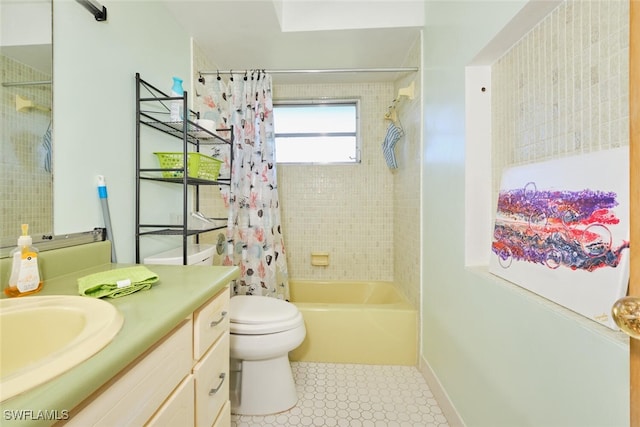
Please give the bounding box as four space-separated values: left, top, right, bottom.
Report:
418 356 465 427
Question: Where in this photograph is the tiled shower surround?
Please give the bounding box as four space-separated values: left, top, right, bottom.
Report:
491 0 629 189
193 38 422 308
392 37 421 309
275 38 421 299
0 55 53 241
274 81 395 283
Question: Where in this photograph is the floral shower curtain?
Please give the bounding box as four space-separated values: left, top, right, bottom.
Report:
199 71 289 299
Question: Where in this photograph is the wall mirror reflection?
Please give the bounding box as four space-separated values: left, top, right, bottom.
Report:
1 0 53 243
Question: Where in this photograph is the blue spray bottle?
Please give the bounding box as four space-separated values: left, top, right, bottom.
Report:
170 77 184 122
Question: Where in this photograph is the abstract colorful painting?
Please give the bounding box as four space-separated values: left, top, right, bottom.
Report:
489 148 630 330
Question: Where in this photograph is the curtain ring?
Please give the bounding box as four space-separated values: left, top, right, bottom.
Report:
230 70 233 81
216 69 221 81
198 72 205 84
244 71 248 81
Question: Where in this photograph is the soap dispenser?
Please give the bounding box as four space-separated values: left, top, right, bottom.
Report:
4 224 43 297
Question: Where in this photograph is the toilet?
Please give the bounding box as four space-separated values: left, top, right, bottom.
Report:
229 295 306 415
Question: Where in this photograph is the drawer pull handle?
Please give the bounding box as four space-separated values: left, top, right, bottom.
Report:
209 373 226 396
210 311 228 327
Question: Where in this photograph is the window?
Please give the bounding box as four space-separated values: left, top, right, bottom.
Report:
273 100 360 164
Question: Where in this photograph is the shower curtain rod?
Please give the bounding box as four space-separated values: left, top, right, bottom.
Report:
200 67 418 75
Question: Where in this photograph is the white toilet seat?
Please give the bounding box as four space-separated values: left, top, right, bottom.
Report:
230 295 304 334
230 312 304 334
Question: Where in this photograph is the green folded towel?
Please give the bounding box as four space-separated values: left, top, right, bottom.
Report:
78 266 159 299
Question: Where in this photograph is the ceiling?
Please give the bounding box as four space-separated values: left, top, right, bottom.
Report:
162 0 422 84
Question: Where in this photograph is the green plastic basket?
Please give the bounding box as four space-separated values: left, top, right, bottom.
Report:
154 152 222 180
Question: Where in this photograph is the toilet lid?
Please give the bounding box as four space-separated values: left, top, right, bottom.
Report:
229 295 303 334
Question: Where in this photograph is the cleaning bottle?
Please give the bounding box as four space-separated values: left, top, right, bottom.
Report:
4 224 43 297
169 76 184 122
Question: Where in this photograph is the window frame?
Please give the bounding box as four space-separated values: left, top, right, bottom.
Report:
273 98 361 165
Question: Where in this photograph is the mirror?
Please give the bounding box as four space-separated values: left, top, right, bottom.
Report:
0 0 53 243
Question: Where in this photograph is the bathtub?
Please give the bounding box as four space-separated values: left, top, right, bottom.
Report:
288 280 417 365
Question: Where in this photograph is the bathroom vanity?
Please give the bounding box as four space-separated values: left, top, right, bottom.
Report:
0 241 239 427
63 287 231 426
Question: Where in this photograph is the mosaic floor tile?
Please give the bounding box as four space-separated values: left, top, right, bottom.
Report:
231 362 449 427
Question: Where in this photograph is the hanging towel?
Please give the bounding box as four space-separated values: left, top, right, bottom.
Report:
78 266 159 299
382 122 403 169
42 121 52 173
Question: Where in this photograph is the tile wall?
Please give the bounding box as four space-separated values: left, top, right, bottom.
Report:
392 36 421 309
1 55 53 241
274 82 396 282
492 0 629 191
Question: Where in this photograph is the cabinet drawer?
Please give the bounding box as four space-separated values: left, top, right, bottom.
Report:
193 333 229 427
66 320 192 426
146 375 194 427
193 287 229 359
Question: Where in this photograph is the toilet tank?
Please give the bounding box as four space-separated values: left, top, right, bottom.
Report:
143 243 216 266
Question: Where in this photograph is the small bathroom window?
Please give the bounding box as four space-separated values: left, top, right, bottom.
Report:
273 99 360 164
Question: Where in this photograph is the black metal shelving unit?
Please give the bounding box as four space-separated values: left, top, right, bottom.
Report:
135 72 233 265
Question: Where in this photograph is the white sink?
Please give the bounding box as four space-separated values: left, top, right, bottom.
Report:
0 295 124 401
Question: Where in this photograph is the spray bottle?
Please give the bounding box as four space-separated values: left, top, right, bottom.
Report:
169 76 184 122
4 224 43 297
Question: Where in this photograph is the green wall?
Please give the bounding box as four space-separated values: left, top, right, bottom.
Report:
420 1 629 426
53 1 191 262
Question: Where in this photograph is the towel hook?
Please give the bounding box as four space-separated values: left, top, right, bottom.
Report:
15 95 50 113
397 81 415 100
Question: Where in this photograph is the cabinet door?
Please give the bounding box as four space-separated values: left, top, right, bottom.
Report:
145 375 195 427
193 333 229 427
212 401 230 427
65 321 192 426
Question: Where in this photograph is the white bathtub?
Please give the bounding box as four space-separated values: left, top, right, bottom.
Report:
288 280 417 365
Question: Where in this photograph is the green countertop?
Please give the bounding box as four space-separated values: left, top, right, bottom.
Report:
0 262 239 426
